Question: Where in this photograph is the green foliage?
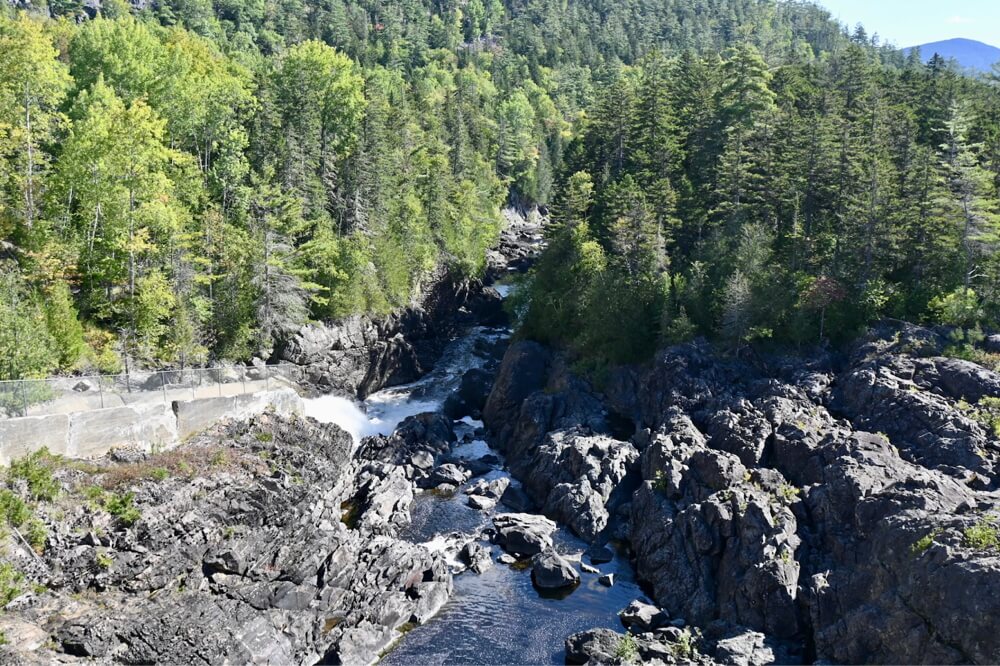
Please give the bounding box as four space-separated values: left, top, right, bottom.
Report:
0 0 997 374
963 516 1000 551
911 530 939 556
24 517 47 552
0 490 30 528
614 633 639 663
671 628 697 660
103 491 141 526
930 288 983 327
8 449 60 501
0 562 24 607
95 550 113 569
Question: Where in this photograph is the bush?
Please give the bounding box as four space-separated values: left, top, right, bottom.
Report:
930 287 983 327
614 633 639 663
104 492 141 526
911 530 938 555
8 449 61 501
963 516 999 551
24 518 47 553
0 562 24 606
0 490 30 528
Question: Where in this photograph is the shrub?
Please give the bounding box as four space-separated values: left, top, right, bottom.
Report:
24 518 47 553
0 562 24 606
911 530 938 555
963 517 999 551
0 490 30 527
8 449 60 501
104 492 141 526
930 287 982 327
614 633 639 663
95 550 113 569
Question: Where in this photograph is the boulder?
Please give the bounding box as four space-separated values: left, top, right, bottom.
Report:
586 544 614 564
467 495 496 512
492 513 556 556
426 463 470 488
564 628 622 665
619 600 667 631
459 542 493 574
531 551 580 590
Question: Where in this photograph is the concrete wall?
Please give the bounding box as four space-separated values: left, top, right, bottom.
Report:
0 387 303 465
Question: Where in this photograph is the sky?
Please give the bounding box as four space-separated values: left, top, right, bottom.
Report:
815 0 1000 48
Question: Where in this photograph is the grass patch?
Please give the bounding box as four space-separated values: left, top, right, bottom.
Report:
911 530 939 556
614 633 639 663
963 516 999 551
95 550 113 569
777 484 800 502
96 445 237 490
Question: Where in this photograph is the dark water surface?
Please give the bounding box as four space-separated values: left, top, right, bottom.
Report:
385 485 647 665
306 303 647 665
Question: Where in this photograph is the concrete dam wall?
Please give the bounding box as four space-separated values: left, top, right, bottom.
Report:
0 387 303 465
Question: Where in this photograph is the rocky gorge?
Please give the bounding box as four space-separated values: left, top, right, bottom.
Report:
0 204 998 664
482 320 1000 664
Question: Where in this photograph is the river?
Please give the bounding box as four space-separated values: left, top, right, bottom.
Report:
304 296 649 664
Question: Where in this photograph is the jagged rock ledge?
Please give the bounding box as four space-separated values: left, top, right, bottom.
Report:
483 320 1000 664
0 415 454 665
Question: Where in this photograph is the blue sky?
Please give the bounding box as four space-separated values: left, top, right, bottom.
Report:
816 0 1000 47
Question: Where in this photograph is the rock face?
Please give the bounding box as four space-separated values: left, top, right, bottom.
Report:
519 428 638 542
487 321 1000 664
280 274 505 398
279 206 544 400
0 415 454 665
483 344 623 542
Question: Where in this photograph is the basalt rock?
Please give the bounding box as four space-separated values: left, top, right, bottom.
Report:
531 321 1000 664
280 273 505 399
492 513 557 556
531 550 580 590
517 427 638 543
0 415 453 665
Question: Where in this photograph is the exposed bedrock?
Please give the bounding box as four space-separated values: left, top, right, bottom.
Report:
0 415 455 665
485 321 1000 664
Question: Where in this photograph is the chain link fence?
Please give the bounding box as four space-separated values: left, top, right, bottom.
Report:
0 364 305 419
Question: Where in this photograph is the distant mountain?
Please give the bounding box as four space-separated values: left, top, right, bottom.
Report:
903 38 1000 73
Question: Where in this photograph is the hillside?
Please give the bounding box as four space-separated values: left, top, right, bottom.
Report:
904 37 1000 72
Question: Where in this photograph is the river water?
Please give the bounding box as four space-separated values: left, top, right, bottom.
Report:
304 304 648 664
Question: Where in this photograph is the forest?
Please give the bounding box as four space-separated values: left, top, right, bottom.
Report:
0 0 996 380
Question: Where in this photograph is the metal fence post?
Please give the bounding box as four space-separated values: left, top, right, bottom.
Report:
217 368 222 397
265 366 270 391
161 371 167 404
240 366 247 395
190 368 196 401
98 375 105 409
19 380 28 418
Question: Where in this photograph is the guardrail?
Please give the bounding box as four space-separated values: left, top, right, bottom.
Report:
0 363 305 420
